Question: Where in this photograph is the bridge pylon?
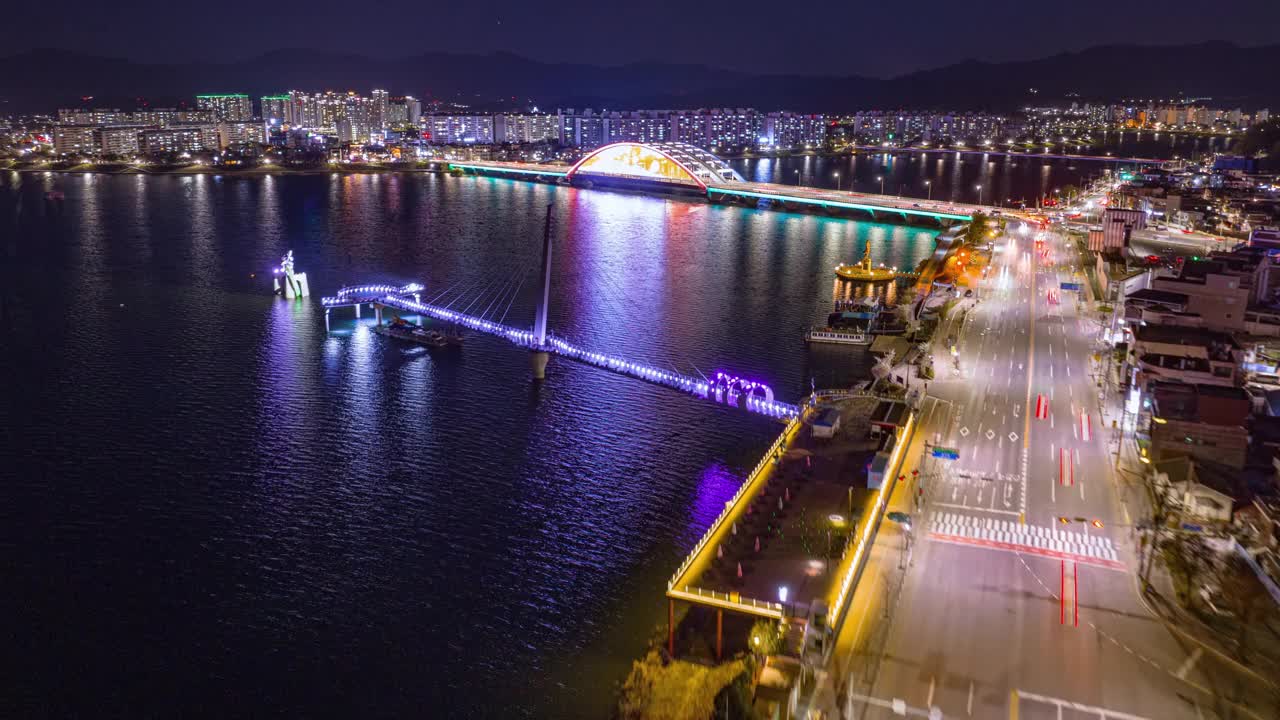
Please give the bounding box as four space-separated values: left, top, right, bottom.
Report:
531 203 554 381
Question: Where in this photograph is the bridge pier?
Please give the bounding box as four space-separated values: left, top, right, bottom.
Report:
324 308 330 333
374 304 383 326
354 303 361 319
530 350 550 381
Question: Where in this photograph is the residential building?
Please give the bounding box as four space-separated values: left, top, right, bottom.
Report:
94 125 146 155
1150 260 1254 331
138 125 218 154
196 94 253 122
1129 324 1242 390
261 95 290 124
427 115 495 144
371 89 389 133
1148 381 1251 469
1150 456 1239 524
494 113 559 144
217 121 266 148
53 124 97 155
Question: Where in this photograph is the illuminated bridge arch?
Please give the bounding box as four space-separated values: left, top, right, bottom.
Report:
566 142 744 191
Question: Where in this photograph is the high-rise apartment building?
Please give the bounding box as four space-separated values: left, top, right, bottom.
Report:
196 94 253 122
371 89 389 133
261 95 290 124
288 91 321 128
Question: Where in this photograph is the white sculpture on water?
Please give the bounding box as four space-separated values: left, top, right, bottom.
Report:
273 250 310 298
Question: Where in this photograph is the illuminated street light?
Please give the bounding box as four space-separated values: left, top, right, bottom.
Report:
877 175 884 194
834 171 841 192
975 183 984 205
925 179 932 201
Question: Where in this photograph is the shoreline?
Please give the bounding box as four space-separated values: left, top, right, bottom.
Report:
1 161 453 177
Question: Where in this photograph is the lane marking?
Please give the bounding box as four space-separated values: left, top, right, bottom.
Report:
1013 689 1153 720
928 532 1125 570
1175 647 1203 680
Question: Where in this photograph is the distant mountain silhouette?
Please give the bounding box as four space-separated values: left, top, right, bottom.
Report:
0 42 1275 113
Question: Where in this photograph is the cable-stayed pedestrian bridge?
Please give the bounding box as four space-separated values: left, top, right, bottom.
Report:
321 283 800 422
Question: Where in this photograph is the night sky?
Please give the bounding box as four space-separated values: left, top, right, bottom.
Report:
13 0 1280 77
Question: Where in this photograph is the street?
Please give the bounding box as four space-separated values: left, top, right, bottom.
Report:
839 219 1279 719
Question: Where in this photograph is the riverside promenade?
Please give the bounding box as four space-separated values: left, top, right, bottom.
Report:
664 394 917 663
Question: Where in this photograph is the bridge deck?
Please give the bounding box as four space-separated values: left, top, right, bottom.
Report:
447 160 976 222
324 287 800 421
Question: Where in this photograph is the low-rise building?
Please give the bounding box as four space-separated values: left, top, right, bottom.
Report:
1130 324 1242 390
1148 381 1252 469
1151 456 1239 524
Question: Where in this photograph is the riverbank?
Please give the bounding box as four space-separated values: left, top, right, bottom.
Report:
0 159 454 176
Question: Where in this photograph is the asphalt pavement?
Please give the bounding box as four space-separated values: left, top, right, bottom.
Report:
842 224 1279 719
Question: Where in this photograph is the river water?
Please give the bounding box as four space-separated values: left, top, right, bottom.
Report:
1 170 941 718
732 129 1233 204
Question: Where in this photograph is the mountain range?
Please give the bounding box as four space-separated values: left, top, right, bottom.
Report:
1 42 1275 114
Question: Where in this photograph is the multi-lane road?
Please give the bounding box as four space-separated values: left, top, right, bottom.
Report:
842 223 1278 719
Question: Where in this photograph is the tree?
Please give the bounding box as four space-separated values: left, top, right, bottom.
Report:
1233 118 1280 159
1140 474 1177 589
966 212 992 244
748 619 784 656
1163 533 1213 606
1218 554 1270 660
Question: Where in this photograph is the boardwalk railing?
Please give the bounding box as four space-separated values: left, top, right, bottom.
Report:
667 418 800 596
370 293 800 421
828 411 916 628
667 585 783 619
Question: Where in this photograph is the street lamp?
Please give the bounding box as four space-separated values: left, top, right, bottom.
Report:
834 171 841 191
925 179 932 201
794 169 801 186
975 183 984 205
877 175 884 194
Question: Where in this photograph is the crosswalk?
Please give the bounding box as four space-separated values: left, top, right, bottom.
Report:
929 511 1121 567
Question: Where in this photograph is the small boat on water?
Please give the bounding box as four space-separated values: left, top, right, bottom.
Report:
374 318 464 348
805 328 872 345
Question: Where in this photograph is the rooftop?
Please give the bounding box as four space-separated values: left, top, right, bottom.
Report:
1150 381 1251 426
1134 323 1240 354
1127 288 1190 306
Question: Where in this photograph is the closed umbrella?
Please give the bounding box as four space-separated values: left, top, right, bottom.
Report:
737 562 743 579
732 522 738 536
754 536 761 553
785 487 791 502
717 544 724 560
778 496 784 511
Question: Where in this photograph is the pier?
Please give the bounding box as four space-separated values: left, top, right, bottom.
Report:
664 393 917 662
